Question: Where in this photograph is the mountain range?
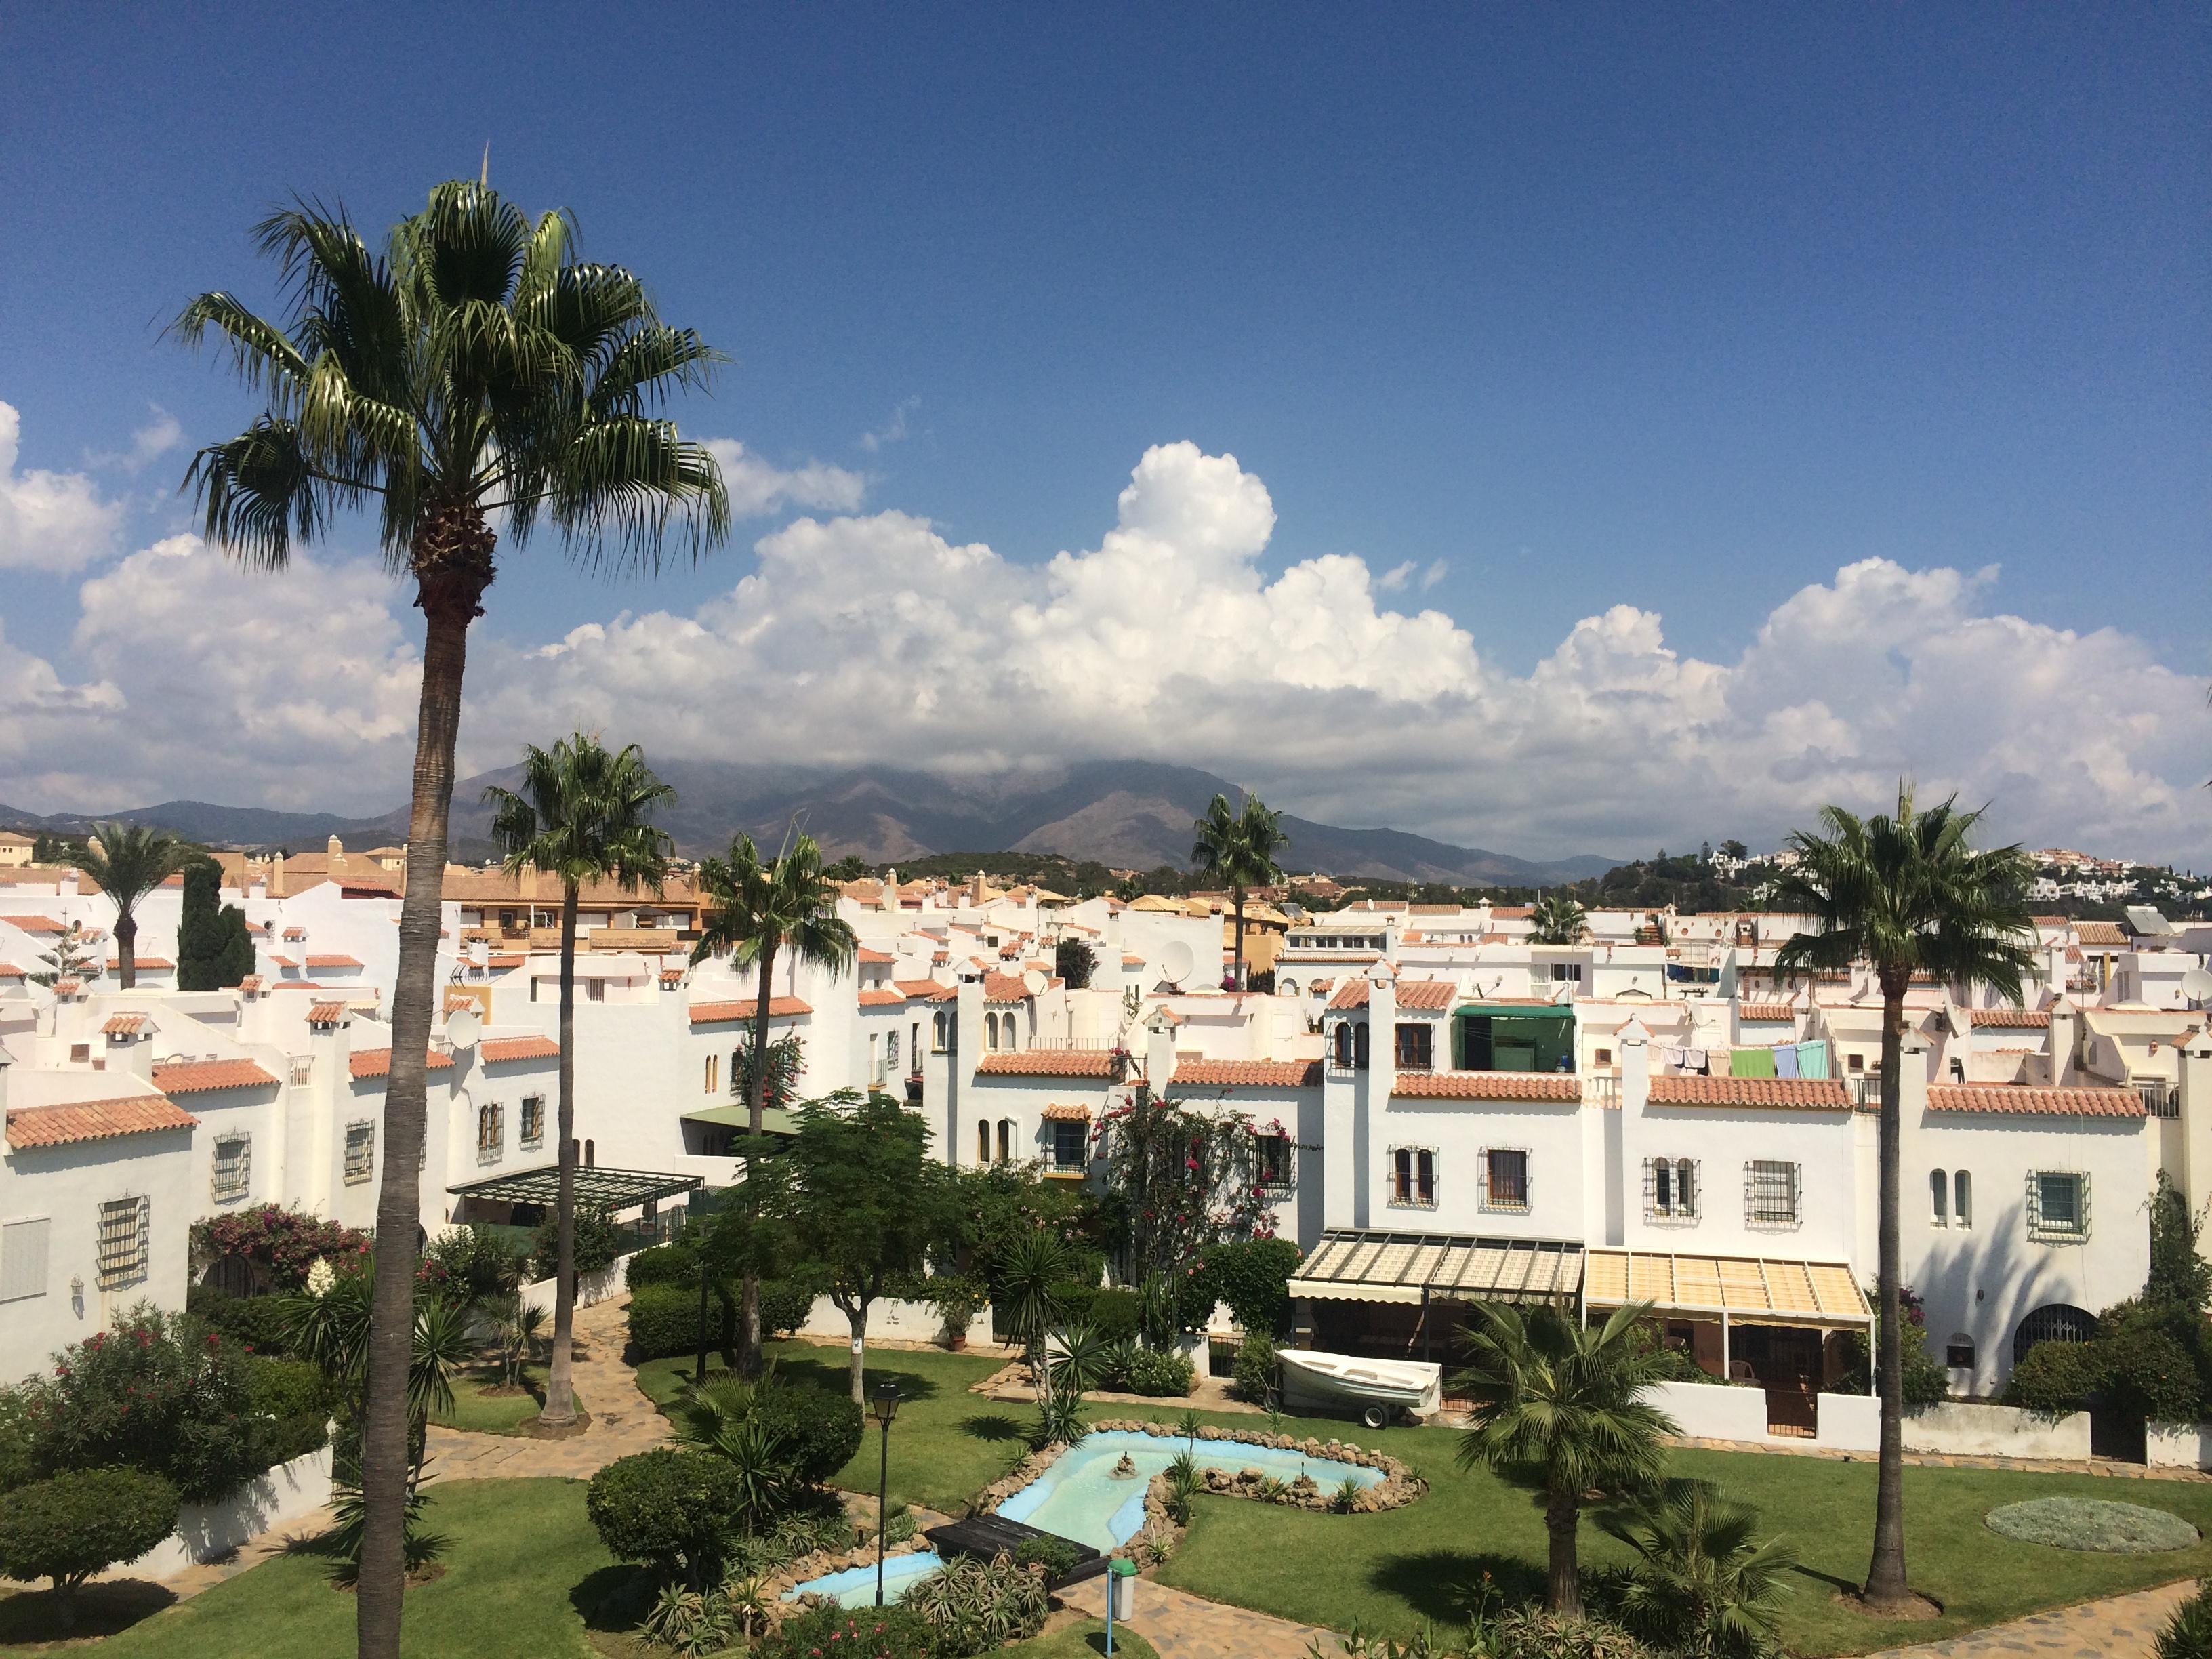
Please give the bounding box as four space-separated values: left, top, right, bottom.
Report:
0 760 1615 886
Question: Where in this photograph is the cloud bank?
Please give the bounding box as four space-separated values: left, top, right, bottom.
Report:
0 432 2202 863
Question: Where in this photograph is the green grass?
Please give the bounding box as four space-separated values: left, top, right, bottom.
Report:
0 1479 644 1657
431 1362 559 1435
1003 1621 1160 1658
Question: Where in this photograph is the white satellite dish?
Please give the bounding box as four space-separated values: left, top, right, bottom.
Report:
2183 968 2212 1005
1022 967 1049 996
444 1008 481 1049
1160 939 1195 985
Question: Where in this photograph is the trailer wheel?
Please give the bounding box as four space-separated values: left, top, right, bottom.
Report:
1360 1404 1389 1430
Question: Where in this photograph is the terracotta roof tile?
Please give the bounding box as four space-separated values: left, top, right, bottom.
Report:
1489 905 1534 919
975 1050 1117 1078
1928 1083 2143 1117
0 963 21 978
895 979 957 1002
1039 1102 1093 1122
102 1012 150 1036
1 916 63 935
152 1058 280 1094
983 972 1037 1002
348 1048 456 1080
1648 1075 1852 1109
108 956 173 970
306 1000 349 1025
1967 1007 2052 1029
238 974 264 991
1395 980 1456 1011
1737 1002 1799 1023
7 1094 198 1148
1170 1059 1322 1088
1122 954 1146 966
859 988 907 1007
283 927 306 940
1328 981 1370 1010
856 947 896 965
2074 921 2128 947
306 954 363 970
266 956 297 969
688 997 812 1024
480 1035 560 1063
1393 1071 1583 1102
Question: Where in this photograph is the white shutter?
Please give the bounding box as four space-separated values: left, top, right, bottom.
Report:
1 1217 52 1302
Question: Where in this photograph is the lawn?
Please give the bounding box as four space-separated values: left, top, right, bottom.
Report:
0 1479 642 1658
639 1337 2212 1656
432 1361 560 1435
1004 1621 1159 1658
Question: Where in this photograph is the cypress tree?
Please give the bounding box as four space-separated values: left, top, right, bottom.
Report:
178 859 253 990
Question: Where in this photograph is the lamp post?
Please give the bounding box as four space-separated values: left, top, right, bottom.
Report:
871 1382 901 1606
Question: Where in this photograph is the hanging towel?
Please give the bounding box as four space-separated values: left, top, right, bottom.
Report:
1796 1040 1830 1079
1731 1046 1778 1078
1774 1044 1801 1079
1682 1047 1707 1073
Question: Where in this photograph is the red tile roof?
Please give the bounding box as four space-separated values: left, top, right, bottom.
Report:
1395 980 1456 1011
283 927 306 940
688 997 813 1024
1489 905 1534 920
984 972 1038 1002
1928 1084 2143 1117
1171 1059 1322 1088
1737 1003 1799 1023
102 1012 150 1036
1967 1007 2052 1029
348 1048 457 1080
1039 1102 1093 1122
108 956 173 970
3 916 63 935
480 1035 560 1063
0 963 21 979
1648 1076 1852 1109
306 1000 349 1025
1328 980 1371 1010
152 1058 280 1094
975 1050 1117 1078
856 947 896 965
238 974 264 991
306 954 363 970
7 1094 198 1149
1393 1071 1583 1102
859 988 907 1007
2074 921 2128 947
266 956 297 969
896 980 957 1002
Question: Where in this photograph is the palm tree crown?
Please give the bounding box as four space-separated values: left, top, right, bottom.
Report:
1599 1477 1800 1658
483 733 674 896
1191 792 1289 990
1528 891 1589 946
81 822 193 989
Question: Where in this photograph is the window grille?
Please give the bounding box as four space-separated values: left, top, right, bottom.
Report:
289 1054 313 1087
344 1121 375 1184
2027 1170 2089 1241
1255 1132 1293 1191
478 1101 504 1164
520 1095 545 1149
1744 1160 1801 1227
212 1134 251 1201
1929 1168 1948 1226
1389 1146 1437 1209
1481 1147 1530 1212
1394 1023 1433 1070
96 1196 149 1292
1952 1170 1971 1228
1642 1156 1699 1223
1944 1338 1976 1370
1050 1120 1088 1172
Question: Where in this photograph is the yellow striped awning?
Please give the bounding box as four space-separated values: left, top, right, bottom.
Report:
1582 1248 1868 1326
1288 1229 1583 1307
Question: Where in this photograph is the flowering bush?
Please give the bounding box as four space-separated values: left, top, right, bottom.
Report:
756 1602 938 1659
192 1206 369 1293
1097 1090 1278 1288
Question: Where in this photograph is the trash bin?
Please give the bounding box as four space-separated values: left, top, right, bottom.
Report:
1108 1557 1138 1620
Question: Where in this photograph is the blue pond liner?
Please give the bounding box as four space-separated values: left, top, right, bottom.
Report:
783 1547 947 1606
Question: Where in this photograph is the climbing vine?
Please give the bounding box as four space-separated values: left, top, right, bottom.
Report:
1096 1088 1279 1288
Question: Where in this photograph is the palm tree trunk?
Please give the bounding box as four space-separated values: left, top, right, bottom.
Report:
1232 887 1246 990
358 553 482 1659
1863 979 1912 1609
740 945 776 1379
1544 1487 1582 1617
541 880 581 1426
115 912 137 990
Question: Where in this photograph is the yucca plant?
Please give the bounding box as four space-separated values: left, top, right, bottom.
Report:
1599 1478 1799 1658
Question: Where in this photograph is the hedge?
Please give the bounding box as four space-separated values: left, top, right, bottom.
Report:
627 1278 816 1359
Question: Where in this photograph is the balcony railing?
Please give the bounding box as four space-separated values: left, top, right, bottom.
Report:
1582 1074 1622 1109
2140 1080 2181 1118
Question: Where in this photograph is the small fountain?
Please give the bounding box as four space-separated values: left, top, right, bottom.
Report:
1109 1452 1140 1479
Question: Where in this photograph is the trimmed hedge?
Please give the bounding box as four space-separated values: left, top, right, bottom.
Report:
1117 1346 1197 1397
627 1277 816 1359
754 1385 864 1487
0 1468 180 1601
586 1449 748 1583
187 1289 297 1357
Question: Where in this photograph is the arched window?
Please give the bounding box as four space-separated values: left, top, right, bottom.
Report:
1280 979 1300 998
1353 1021 1370 1071
888 1030 901 1070
1004 1016 1021 1052
977 1120 991 1164
1929 1170 1948 1227
583 1139 596 1168
996 1120 1012 1164
1952 1170 1972 1229
985 1013 1000 1050
1334 1021 1354 1068
934 1011 949 1052
2013 1303 2098 1364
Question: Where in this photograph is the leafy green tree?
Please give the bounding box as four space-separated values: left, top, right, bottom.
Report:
30 832 68 866
2146 1170 2212 1312
1191 792 1288 991
1055 935 1097 989
1528 891 1589 945
1599 1477 1799 1658
177 857 255 990
1771 785 2033 1612
0 1469 179 1631
485 733 674 1425
1454 1300 1679 1617
693 831 857 1376
174 179 728 1652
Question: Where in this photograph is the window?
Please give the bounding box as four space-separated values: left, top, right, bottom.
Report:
344 1121 375 1184
985 1013 1000 1050
1549 963 1583 982
1847 1052 1864 1073
1390 1147 1437 1208
1353 1021 1370 1070
584 1139 595 1167
934 1012 949 1052
96 1196 149 1292
1482 1148 1530 1212
68 1044 89 1063
1953 1170 1971 1228
996 1120 1012 1165
2028 1170 2089 1241
211 1134 251 1201
1745 1160 1801 1227
289 1054 314 1087
869 1033 882 1082
1594 1048 1612 1066
1945 1336 1976 1370
1255 1132 1292 1191
1394 1023 1433 1070
477 1101 504 1164
1333 1021 1354 1069
2014 1302 2097 1361
1051 1120 1087 1172
520 1095 544 1149
888 1030 901 1071
0 1217 51 1303
587 978 605 1003
1643 1156 1699 1223
704 1053 719 1094
977 1120 991 1164
1929 1168 1948 1227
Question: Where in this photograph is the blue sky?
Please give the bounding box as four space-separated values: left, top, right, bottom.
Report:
0 6 2204 860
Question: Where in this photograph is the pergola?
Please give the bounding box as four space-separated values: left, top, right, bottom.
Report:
447 1164 701 1212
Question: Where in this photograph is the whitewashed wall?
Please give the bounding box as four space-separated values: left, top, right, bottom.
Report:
2148 1421 2212 1471
520 1249 642 1315
1902 1401 2091 1459
125 1439 334 1580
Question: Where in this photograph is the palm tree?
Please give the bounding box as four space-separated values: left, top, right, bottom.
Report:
80 823 192 988
996 1231 1071 1413
1599 1477 1800 1658
173 182 728 1653
1771 785 2033 1612
691 830 857 1376
484 733 674 1425
1454 1300 1678 1618
1191 792 1288 991
1528 891 1589 946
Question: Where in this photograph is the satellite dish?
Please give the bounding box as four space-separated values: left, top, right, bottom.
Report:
1022 967 1049 996
2184 968 2212 1004
1160 939 1195 985
444 1008 481 1049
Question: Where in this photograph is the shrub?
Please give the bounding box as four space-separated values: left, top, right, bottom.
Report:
247 1355 331 1465
189 1289 298 1357
1233 1331 1279 1403
628 1280 735 1361
191 1207 371 1294
2005 1338 2108 1414
1118 1346 1197 1397
2155 1576 2212 1659
624 1243 693 1289
1012 1532 1082 1578
905 1551 1049 1654
420 1225 523 1306
754 1384 864 1488
586 1449 748 1586
323 1479 445 1584
1086 1286 1142 1343
760 1277 817 1338
1986 1496 2200 1553
0 1468 180 1627
531 1208 620 1282
758 1601 937 1659
1190 1237 1303 1338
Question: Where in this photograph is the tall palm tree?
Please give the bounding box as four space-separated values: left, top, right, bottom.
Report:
691 830 857 1376
484 733 674 1425
81 823 192 988
1771 785 2033 1613
1454 1300 1678 1617
1528 891 1589 946
173 182 728 1654
1191 792 1288 991
996 1231 1072 1413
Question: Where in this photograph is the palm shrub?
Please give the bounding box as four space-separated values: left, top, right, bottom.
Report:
486 1292 546 1391
1528 891 1591 945
996 1232 1071 1410
904 1551 1050 1655
1455 1300 1679 1617
0 1469 180 1631
1599 1478 1799 1658
323 1480 446 1586
2157 1578 2212 1659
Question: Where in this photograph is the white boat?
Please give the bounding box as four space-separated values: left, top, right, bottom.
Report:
1276 1349 1443 1426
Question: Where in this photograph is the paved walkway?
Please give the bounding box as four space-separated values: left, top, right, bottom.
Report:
1057 1573 1345 1658
1866 1578 2196 1658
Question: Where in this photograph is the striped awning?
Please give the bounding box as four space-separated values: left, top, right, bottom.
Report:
1582 1248 1868 1326
1288 1229 1583 1307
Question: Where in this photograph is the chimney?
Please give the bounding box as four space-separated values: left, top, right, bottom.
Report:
2179 1031 2212 1217
271 851 286 898
2048 997 2078 1087
327 834 343 859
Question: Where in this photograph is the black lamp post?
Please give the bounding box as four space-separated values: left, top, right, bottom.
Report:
871 1381 901 1606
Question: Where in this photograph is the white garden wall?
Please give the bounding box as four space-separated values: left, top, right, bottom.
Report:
796 1292 970 1345
2148 1421 2212 1471
1902 1401 2091 1460
1640 1379 1770 1443
1816 1393 1881 1451
125 1440 335 1580
521 1249 642 1315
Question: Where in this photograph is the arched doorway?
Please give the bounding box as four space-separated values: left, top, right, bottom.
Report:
2013 1303 2098 1364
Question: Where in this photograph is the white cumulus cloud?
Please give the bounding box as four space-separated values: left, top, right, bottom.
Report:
0 401 123 573
704 438 867 519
